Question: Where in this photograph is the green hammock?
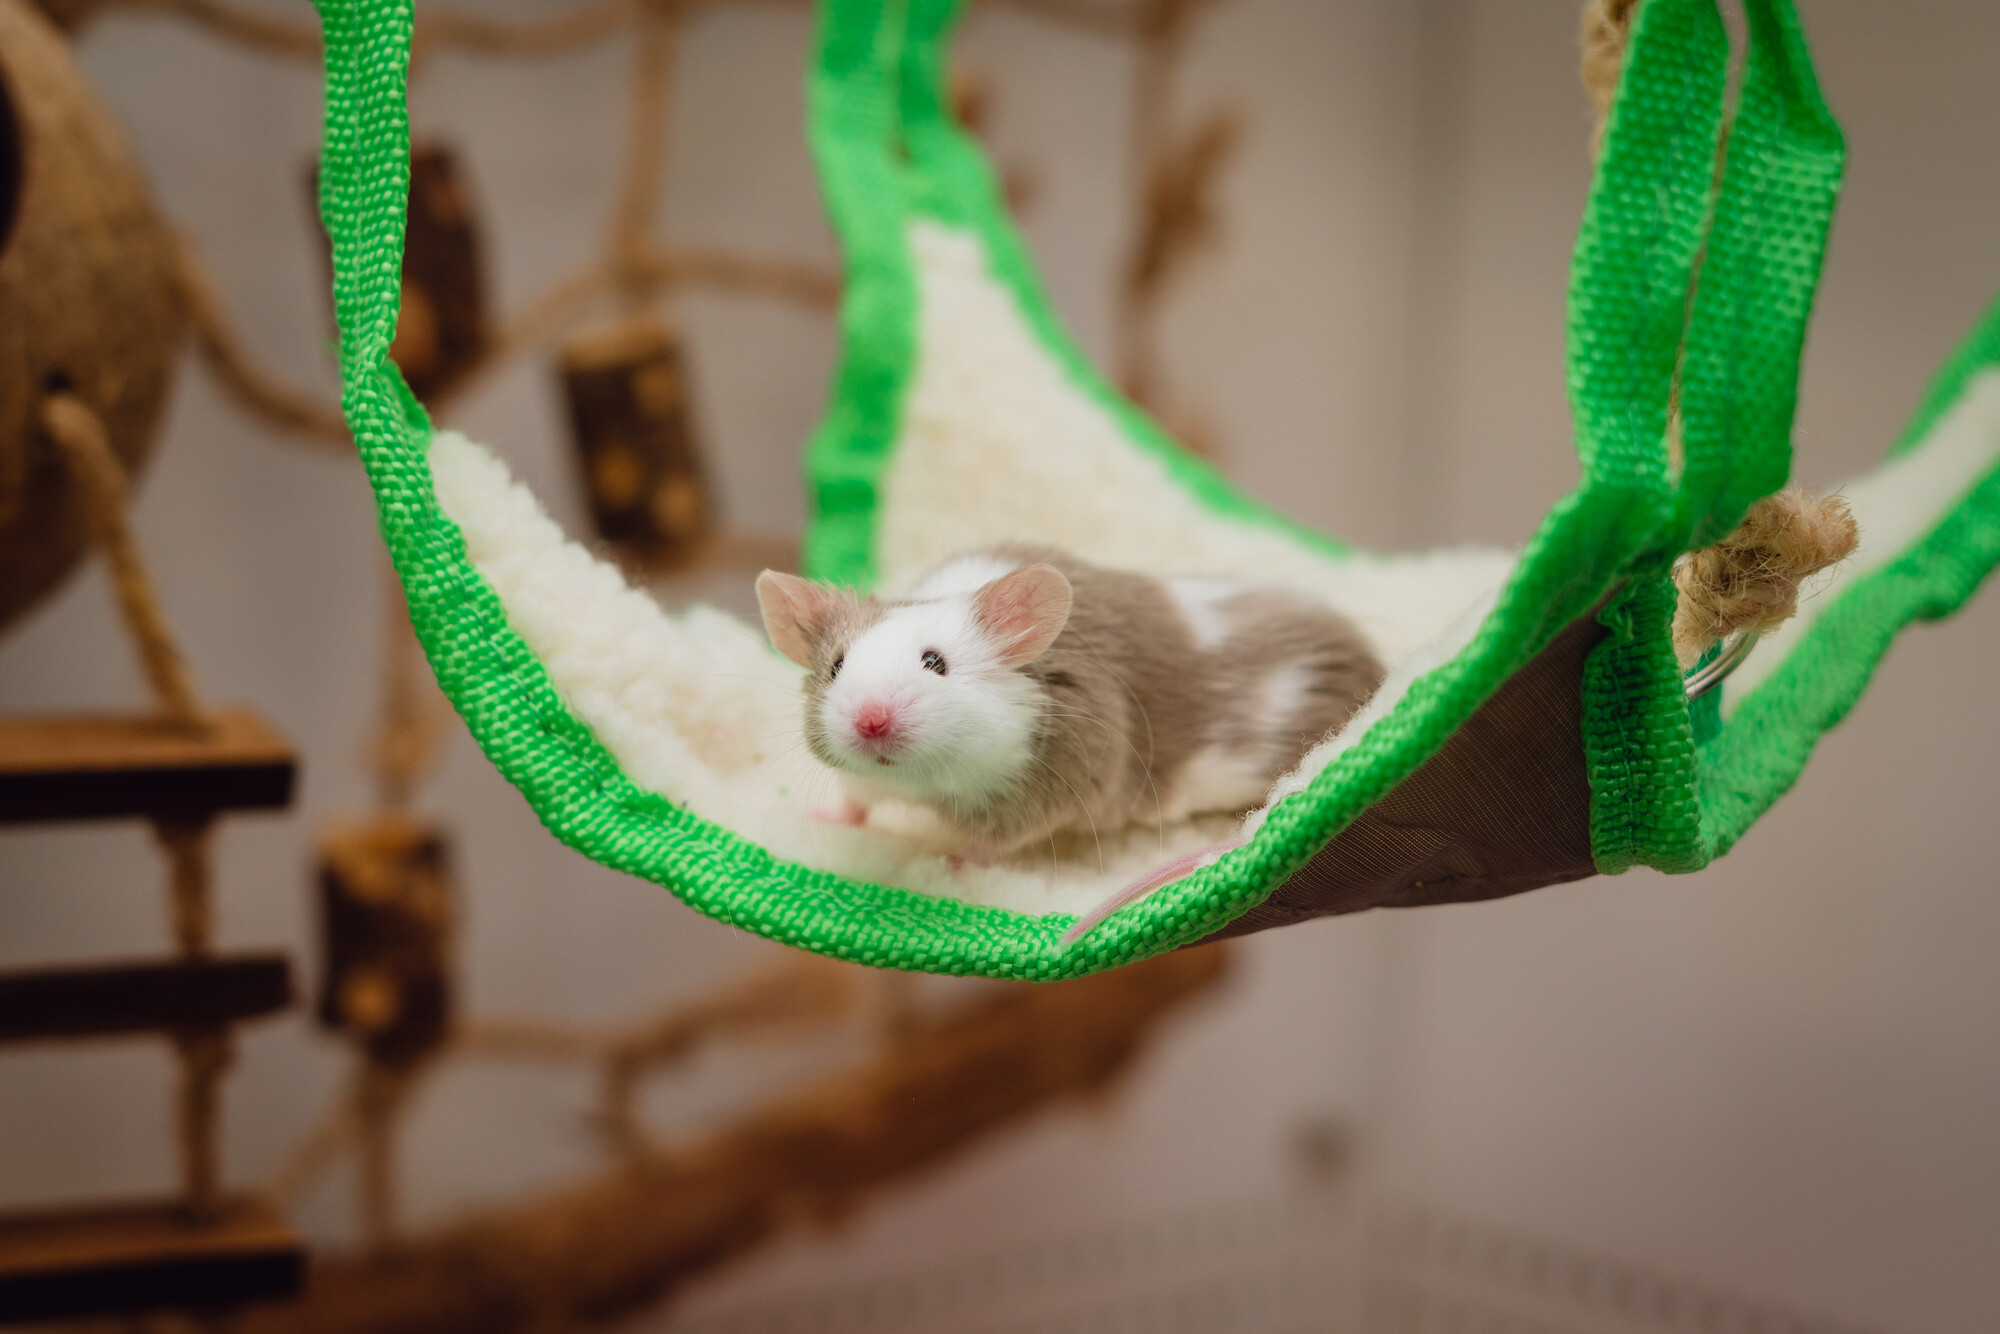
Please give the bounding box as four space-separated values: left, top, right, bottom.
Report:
314 0 2000 979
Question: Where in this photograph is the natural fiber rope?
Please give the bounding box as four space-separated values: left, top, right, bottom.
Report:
154 818 214 956
355 1057 419 1250
1672 487 1858 663
1579 0 1640 150
39 393 233 1214
1113 0 1228 416
176 239 352 451
173 1027 231 1214
1578 0 1857 669
365 560 454 810
154 812 230 1216
40 393 208 728
611 3 679 310
101 0 1145 64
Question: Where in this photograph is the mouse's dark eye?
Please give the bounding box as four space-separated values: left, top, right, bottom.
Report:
921 649 948 676
828 655 844 680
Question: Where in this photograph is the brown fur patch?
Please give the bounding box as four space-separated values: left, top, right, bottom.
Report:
788 548 1387 861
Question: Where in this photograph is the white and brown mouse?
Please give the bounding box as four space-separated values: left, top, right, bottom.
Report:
755 546 1385 878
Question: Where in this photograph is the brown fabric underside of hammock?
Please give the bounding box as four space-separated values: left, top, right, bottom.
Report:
1204 608 1606 942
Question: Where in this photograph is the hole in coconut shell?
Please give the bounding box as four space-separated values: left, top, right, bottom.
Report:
0 61 19 258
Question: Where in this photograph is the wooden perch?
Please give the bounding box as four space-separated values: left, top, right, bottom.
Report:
0 1196 302 1322
0 953 290 1043
230 946 1231 1334
0 708 295 824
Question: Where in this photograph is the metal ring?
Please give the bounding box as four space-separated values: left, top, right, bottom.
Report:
1682 630 1756 701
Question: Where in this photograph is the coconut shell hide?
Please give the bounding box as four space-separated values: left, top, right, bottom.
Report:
0 0 182 636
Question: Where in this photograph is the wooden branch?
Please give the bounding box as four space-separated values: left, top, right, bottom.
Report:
643 244 841 309
0 954 290 1043
0 708 295 824
457 955 858 1067
261 1080 364 1207
977 0 1143 37
231 946 1231 1334
92 0 321 57
411 0 639 65
428 245 833 419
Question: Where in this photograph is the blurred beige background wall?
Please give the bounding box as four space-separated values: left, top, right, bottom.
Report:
1 1 1997 1330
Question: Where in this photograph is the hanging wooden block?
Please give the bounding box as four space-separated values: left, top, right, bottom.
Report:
393 144 487 399
560 317 712 570
306 141 486 403
315 816 454 1067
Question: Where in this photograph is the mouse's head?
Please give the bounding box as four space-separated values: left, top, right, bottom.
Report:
755 562 1072 805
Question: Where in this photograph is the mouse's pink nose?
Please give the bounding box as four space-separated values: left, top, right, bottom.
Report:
850 701 902 750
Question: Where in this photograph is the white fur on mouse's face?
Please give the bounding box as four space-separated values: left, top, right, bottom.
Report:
755 562 1074 810
815 597 1046 804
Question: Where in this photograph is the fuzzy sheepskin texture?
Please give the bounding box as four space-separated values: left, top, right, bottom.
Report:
884 224 1515 670
429 220 1526 919
1722 369 2000 712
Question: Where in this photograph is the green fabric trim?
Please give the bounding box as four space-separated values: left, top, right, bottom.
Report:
311 0 1990 979
799 0 914 589
1673 0 1844 552
1564 0 1722 874
1577 0 1843 876
1699 304 2000 854
1892 289 2000 459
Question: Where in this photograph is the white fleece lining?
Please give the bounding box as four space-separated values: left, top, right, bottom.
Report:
432 225 1999 916
430 220 1530 919
1721 369 2000 713
883 223 1516 670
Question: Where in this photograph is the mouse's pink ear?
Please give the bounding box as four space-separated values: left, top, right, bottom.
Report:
975 563 1073 667
756 570 842 668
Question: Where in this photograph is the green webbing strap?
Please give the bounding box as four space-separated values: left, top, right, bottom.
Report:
1565 0 1725 511
1565 0 1725 874
800 0 910 589
1698 292 2000 855
1891 290 2000 459
1675 0 1845 552
1575 0 1843 875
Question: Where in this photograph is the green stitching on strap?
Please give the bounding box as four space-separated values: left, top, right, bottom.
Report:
1892 289 2000 459
1699 297 2000 854
1674 0 1845 553
801 0 915 589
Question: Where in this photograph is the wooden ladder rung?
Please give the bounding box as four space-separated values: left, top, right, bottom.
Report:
0 708 297 824
0 954 292 1043
0 1196 304 1323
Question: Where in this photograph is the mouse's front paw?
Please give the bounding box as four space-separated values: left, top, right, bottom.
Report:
809 797 870 828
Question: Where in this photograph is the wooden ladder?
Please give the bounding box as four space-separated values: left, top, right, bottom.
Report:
0 707 307 1324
